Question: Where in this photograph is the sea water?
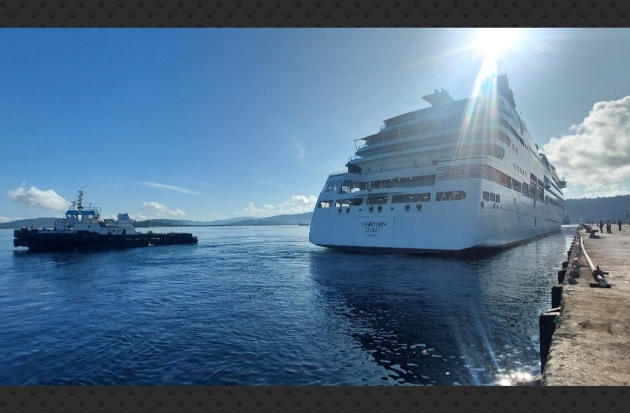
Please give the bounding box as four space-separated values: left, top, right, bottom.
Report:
0 225 575 386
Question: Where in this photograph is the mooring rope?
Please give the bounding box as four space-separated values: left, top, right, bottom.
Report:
580 236 596 272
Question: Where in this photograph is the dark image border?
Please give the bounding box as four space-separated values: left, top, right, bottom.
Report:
0 1 627 412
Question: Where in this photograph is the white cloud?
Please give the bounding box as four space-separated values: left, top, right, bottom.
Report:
142 201 186 217
238 194 317 217
543 96 630 196
142 182 201 196
8 186 70 210
0 216 11 223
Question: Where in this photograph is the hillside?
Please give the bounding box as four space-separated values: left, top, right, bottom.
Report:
0 217 59 229
0 213 312 229
564 195 630 223
226 212 313 226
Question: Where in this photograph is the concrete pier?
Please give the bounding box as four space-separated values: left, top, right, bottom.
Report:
542 224 630 385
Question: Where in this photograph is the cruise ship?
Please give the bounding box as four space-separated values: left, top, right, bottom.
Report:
309 74 566 253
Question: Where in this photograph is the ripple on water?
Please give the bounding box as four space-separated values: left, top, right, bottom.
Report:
0 226 575 385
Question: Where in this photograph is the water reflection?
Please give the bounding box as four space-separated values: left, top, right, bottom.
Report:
0 226 575 386
307 228 574 385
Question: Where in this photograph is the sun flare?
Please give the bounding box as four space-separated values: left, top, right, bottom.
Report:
475 29 521 56
474 28 523 78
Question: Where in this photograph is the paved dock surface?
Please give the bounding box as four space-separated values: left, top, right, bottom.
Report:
543 224 630 385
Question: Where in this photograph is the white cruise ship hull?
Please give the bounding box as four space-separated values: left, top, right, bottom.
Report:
310 178 561 253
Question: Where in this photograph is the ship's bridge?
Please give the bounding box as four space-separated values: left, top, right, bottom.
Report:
65 207 101 222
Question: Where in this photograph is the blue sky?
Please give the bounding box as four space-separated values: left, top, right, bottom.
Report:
2 29 630 222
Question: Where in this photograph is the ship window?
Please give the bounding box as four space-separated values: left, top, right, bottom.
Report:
336 198 363 207
489 193 496 202
482 191 489 201
512 179 522 193
500 172 512 189
366 196 388 205
318 200 333 208
494 130 511 147
496 194 501 203
436 191 466 201
392 193 431 203
498 117 510 129
323 180 342 193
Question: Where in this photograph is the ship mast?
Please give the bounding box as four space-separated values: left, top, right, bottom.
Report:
77 190 84 210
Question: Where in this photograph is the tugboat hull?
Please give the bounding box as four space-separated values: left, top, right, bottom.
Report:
13 228 198 252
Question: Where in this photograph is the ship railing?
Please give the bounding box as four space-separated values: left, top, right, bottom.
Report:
36 229 81 233
378 181 434 189
361 181 435 191
359 119 467 148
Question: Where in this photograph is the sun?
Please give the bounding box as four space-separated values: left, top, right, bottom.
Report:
473 28 523 78
475 29 521 58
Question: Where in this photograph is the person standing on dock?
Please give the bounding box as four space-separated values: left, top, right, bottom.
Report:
618 219 623 231
606 220 612 233
599 220 604 233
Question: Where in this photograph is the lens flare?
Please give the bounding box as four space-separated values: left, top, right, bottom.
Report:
474 29 522 76
466 28 525 100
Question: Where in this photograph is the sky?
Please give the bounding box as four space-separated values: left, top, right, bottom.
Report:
2 29 630 223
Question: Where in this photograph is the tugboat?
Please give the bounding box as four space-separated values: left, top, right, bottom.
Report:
13 190 198 252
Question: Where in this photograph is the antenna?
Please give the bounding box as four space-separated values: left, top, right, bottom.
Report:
77 190 84 210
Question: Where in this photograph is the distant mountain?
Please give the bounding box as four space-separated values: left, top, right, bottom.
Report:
134 216 269 227
564 195 630 223
226 212 313 226
0 213 312 229
0 217 61 229
133 219 192 227
185 217 256 225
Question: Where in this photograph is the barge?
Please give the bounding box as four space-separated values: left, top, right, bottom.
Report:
13 190 198 252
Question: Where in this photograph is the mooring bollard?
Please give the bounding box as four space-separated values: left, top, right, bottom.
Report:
561 261 569 269
557 269 567 284
539 309 561 374
551 284 563 308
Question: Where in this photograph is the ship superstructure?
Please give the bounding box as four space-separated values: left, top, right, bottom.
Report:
49 190 137 236
309 75 566 253
14 190 198 251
